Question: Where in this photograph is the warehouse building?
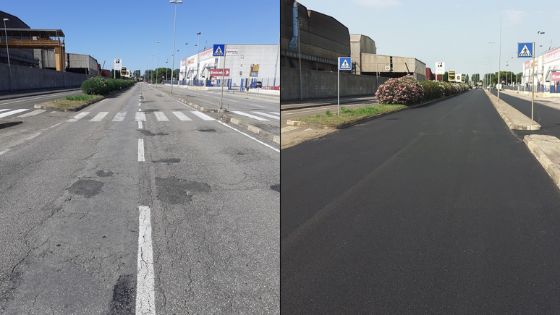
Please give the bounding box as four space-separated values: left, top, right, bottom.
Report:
522 47 560 92
179 44 280 90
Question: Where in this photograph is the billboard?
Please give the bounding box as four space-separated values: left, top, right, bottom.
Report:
113 58 122 71
435 61 445 75
209 68 230 77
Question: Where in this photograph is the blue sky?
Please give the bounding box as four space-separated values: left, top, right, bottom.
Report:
301 0 559 76
2 0 278 72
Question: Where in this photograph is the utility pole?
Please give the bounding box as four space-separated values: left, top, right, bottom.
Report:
169 0 182 94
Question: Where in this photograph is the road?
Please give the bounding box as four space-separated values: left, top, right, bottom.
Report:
0 83 279 314
155 85 279 137
282 89 560 313
491 90 560 138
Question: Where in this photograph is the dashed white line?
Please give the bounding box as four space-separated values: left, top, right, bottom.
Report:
232 110 269 121
138 121 143 129
190 111 215 121
172 111 192 121
18 109 46 118
68 112 89 122
90 112 109 122
252 111 279 120
0 109 29 118
136 205 156 315
113 112 127 122
154 111 169 121
138 139 145 162
135 112 146 121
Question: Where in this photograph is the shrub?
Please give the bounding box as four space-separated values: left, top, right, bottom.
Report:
81 77 135 95
375 76 424 105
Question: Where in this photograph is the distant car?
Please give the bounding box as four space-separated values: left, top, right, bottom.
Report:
255 81 263 88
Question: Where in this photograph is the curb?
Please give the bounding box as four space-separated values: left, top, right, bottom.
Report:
524 134 560 190
484 90 540 130
36 96 105 112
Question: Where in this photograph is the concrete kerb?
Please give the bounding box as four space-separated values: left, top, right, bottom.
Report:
483 89 541 130
524 134 560 191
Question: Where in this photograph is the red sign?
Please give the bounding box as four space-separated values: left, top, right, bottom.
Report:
551 72 560 82
209 69 230 77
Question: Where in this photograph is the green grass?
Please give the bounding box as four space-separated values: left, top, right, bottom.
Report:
300 104 407 127
41 93 103 111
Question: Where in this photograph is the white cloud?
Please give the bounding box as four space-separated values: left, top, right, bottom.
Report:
353 0 401 8
503 9 526 25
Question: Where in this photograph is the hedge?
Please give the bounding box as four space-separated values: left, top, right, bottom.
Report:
81 77 136 95
376 76 471 105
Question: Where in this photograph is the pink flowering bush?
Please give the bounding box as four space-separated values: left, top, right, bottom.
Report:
375 76 424 105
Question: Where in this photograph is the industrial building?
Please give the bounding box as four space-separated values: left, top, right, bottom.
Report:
179 44 280 90
0 10 99 75
350 34 426 80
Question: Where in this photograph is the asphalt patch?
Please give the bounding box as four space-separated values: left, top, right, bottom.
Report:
141 109 157 113
156 177 211 204
96 170 114 177
0 121 23 129
197 128 216 132
139 130 168 136
68 179 103 198
270 184 280 192
152 158 181 164
108 274 135 315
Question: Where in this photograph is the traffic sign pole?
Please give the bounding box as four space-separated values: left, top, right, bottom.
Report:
338 66 340 116
221 46 226 110
532 41 535 120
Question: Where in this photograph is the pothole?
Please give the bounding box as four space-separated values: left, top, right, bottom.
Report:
139 130 168 136
68 179 103 198
156 177 211 204
270 184 280 192
197 128 216 132
108 274 135 315
152 158 181 164
96 170 114 177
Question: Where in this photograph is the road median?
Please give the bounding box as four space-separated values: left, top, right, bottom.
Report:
524 134 560 190
484 89 540 130
36 94 104 111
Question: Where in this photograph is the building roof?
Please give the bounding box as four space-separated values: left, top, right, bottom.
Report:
3 28 65 38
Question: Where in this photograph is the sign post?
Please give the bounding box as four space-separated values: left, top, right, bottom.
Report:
337 57 352 116
518 42 535 119
213 44 226 110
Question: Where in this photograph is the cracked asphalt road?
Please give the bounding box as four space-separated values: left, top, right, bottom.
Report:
0 83 279 314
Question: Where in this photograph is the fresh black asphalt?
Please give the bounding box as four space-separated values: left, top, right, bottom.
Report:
281 89 560 314
491 90 560 138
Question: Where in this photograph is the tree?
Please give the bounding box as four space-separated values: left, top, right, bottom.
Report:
472 73 480 83
464 74 469 83
443 71 449 82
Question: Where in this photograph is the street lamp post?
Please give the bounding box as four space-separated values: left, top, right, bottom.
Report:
3 18 12 90
195 32 202 86
169 0 183 94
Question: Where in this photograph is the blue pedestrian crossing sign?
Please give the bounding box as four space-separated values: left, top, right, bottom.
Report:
338 57 352 71
517 42 534 58
213 44 225 56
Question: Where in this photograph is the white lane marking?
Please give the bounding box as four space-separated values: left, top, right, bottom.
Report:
252 111 279 120
18 109 46 118
113 112 127 121
138 139 145 162
172 111 192 121
190 111 215 121
215 120 279 152
135 112 146 121
23 132 42 141
136 205 156 315
0 149 9 156
154 111 169 121
0 109 29 118
90 112 109 122
138 121 143 129
68 112 89 122
0 109 10 113
232 110 269 121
